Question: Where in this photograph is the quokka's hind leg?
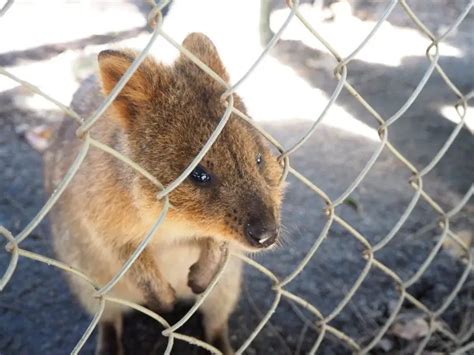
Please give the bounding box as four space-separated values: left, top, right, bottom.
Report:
59 267 125 355
201 296 234 355
96 314 124 355
206 323 233 355
199 257 242 355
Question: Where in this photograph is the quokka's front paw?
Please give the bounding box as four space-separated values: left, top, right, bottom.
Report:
158 285 177 313
188 239 227 294
145 282 176 313
187 262 211 294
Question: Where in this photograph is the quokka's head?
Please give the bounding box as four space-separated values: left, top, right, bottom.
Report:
98 33 285 251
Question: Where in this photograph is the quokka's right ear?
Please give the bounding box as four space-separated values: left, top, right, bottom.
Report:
177 33 230 83
98 49 164 128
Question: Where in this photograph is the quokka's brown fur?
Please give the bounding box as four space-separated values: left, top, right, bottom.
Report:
44 33 284 354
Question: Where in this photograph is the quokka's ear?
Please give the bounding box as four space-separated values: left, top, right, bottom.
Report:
177 32 230 83
97 49 161 126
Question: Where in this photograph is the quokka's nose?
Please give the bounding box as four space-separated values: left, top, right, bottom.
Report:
245 219 279 248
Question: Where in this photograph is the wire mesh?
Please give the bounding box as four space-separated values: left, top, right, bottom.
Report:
0 0 473 354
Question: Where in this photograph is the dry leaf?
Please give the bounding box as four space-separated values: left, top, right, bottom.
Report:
443 230 472 260
390 316 430 340
24 125 54 152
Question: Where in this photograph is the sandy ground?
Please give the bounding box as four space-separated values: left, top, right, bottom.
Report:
0 1 473 354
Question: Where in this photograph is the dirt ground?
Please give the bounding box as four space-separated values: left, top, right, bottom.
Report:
0 1 473 354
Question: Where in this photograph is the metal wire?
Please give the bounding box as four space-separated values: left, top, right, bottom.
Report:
0 0 473 354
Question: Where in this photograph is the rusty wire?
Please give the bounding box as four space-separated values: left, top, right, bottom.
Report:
1 0 473 354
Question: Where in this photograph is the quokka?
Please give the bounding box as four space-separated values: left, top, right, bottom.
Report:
44 33 285 354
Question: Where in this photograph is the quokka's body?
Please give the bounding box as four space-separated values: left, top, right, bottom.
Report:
44 33 284 354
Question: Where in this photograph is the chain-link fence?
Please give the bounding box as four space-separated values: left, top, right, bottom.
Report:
1 0 473 354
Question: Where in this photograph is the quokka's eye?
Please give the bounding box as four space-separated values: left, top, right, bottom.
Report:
256 153 263 166
190 164 212 186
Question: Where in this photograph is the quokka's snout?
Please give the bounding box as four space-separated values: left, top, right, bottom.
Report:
234 194 280 248
244 212 279 248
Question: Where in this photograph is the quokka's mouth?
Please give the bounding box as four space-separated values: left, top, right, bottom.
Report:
244 229 279 249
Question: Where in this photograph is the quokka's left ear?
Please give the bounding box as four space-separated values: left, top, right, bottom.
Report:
176 32 230 83
97 49 166 127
